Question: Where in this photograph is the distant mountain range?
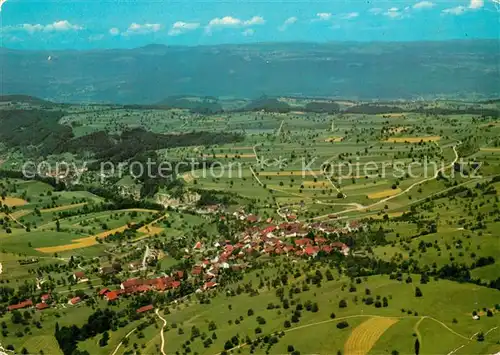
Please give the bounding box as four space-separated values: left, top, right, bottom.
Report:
1 40 498 103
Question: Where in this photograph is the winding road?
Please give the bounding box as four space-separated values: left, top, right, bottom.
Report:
155 309 167 355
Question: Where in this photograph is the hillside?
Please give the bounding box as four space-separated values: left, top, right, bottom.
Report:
1 40 498 103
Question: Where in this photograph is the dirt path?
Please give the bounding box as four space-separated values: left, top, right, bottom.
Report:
155 309 167 355
110 327 137 355
314 142 463 220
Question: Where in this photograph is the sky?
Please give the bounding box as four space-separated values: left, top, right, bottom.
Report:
0 0 498 50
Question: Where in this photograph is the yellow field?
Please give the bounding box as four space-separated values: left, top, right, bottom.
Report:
388 126 409 134
36 224 132 253
40 202 87 213
325 137 344 143
344 317 399 355
367 188 402 199
385 136 441 143
182 172 195 183
2 197 28 207
480 147 500 152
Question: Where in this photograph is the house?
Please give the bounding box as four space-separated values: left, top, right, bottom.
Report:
68 297 81 305
98 288 110 297
136 304 154 314
73 271 88 283
191 266 202 276
203 282 217 290
36 303 50 311
105 291 119 302
120 278 143 290
40 294 51 303
7 300 33 311
194 241 203 250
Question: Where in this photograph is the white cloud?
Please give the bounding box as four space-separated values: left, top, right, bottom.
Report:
316 12 332 21
384 7 403 18
208 16 242 27
469 0 484 9
206 16 265 33
341 12 359 19
22 24 45 33
0 0 7 12
242 28 254 36
442 0 484 15
45 20 83 31
244 16 265 26
5 21 83 33
168 21 200 36
278 16 298 31
442 5 467 15
126 23 161 35
369 8 383 14
413 1 435 9
109 27 120 36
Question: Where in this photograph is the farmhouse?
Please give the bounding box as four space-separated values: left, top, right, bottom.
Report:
73 271 88 283
7 299 33 311
105 291 119 302
36 302 50 311
136 304 154 314
40 293 51 303
68 297 81 305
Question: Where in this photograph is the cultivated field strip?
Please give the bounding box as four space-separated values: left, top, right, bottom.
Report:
344 317 399 355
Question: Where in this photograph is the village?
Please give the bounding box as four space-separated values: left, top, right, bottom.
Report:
4 209 363 316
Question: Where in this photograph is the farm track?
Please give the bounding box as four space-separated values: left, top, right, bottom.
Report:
109 328 137 355
155 309 167 355
314 142 464 220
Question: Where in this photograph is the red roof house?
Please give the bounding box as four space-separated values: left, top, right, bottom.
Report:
36 302 50 310
105 291 119 302
73 271 87 282
7 300 33 311
68 297 81 305
41 294 51 303
136 304 154 314
98 288 110 296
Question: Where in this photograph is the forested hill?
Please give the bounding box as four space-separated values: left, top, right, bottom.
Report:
1 40 498 103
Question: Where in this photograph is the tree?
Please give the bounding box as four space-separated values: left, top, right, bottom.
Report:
477 332 484 342
284 320 291 328
414 339 420 355
415 287 423 297
247 309 254 316
208 321 217 331
224 340 233 350
339 299 347 308
288 345 295 352
336 321 349 329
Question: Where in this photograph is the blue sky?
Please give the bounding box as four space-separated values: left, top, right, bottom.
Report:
0 0 498 49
